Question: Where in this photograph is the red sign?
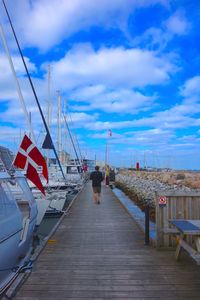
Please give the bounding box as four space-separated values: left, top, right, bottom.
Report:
159 196 167 207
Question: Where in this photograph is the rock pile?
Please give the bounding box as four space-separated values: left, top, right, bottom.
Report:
115 170 200 210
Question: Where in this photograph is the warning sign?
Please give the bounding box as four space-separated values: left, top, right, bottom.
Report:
159 196 167 207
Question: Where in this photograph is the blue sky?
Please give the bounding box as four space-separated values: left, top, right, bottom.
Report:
0 0 200 170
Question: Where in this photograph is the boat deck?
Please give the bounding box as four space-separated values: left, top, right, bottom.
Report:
13 182 200 299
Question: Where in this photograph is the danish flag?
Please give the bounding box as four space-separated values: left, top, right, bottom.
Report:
13 134 48 195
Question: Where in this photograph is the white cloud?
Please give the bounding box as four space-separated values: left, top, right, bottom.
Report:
70 105 91 112
132 108 200 130
0 52 36 101
72 85 106 99
3 0 168 51
0 126 24 141
91 132 123 139
132 10 190 51
180 75 200 99
87 127 198 152
0 125 31 153
83 120 135 131
90 128 174 146
0 52 36 77
0 1 199 170
88 127 200 159
68 112 97 124
0 53 53 136
75 99 200 133
50 45 175 90
70 85 155 114
165 11 189 35
132 27 170 51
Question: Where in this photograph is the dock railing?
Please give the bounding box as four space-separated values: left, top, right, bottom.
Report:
155 191 200 248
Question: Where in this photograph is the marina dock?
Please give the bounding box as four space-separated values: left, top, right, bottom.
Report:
12 182 200 299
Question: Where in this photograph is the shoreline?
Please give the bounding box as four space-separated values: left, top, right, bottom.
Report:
115 169 200 222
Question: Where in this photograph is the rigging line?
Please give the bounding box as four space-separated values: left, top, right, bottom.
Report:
68 122 82 161
67 111 83 163
61 104 81 166
62 113 81 166
62 113 81 170
2 0 66 180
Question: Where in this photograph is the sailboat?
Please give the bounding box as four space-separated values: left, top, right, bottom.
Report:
0 146 37 295
0 11 47 293
0 16 68 223
1 1 83 227
30 83 83 218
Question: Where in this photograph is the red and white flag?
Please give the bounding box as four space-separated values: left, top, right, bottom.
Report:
13 134 48 195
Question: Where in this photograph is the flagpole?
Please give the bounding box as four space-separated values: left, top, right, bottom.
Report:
2 0 66 180
106 129 112 167
105 140 107 167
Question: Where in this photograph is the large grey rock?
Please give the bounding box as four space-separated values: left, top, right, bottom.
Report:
116 173 198 208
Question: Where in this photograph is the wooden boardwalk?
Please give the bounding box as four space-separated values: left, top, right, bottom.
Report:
13 183 200 299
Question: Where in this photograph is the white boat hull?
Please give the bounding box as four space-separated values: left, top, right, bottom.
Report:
0 172 37 294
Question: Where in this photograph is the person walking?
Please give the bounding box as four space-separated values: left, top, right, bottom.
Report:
90 165 104 204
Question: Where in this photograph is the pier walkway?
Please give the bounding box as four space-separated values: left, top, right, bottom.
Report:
14 182 200 299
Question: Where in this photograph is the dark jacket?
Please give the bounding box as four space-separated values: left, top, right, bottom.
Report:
90 171 104 187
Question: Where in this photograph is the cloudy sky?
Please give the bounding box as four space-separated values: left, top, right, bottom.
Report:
0 0 200 169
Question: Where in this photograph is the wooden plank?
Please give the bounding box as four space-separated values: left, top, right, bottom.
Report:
156 193 200 248
10 183 200 299
157 191 200 197
163 227 179 234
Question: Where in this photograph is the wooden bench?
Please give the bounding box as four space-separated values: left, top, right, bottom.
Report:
169 219 200 265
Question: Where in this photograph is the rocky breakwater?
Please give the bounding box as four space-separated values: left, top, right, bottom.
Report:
115 170 200 222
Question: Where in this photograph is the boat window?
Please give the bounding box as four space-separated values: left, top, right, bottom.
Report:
0 182 17 215
17 177 34 205
1 180 15 201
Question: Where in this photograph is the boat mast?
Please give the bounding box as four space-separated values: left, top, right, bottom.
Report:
63 99 67 164
57 90 61 162
67 111 83 165
64 98 67 163
46 64 51 167
2 0 66 180
0 23 36 143
62 114 81 167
